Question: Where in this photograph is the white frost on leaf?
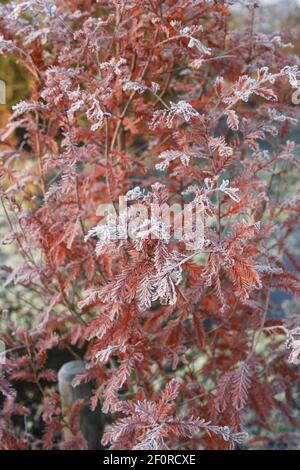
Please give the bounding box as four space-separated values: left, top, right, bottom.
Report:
9 0 57 19
190 58 204 70
151 82 160 94
268 108 297 125
187 37 211 55
156 150 191 171
99 57 127 76
85 213 125 256
137 255 183 310
125 186 147 201
223 68 279 105
86 96 106 131
12 100 48 115
168 101 199 124
0 35 15 54
219 179 240 203
285 327 300 365
151 100 200 129
208 136 233 158
224 110 239 131
67 98 85 122
271 35 293 49
122 81 147 94
282 65 300 89
171 20 211 56
95 345 120 364
137 270 180 311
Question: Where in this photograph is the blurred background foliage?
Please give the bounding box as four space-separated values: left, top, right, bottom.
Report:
0 1 35 334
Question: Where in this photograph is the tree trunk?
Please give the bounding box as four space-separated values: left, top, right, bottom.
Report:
58 360 104 450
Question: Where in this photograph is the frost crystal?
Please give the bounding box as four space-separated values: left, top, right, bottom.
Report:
85 212 127 256
208 136 233 158
151 82 160 94
156 150 191 171
122 81 147 94
12 100 48 115
86 96 105 131
125 186 147 201
268 108 297 124
187 37 211 55
286 327 300 365
282 65 300 89
150 100 200 129
219 180 240 202
9 1 57 19
169 101 199 124
67 98 85 122
0 35 15 54
171 20 211 55
99 57 127 76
